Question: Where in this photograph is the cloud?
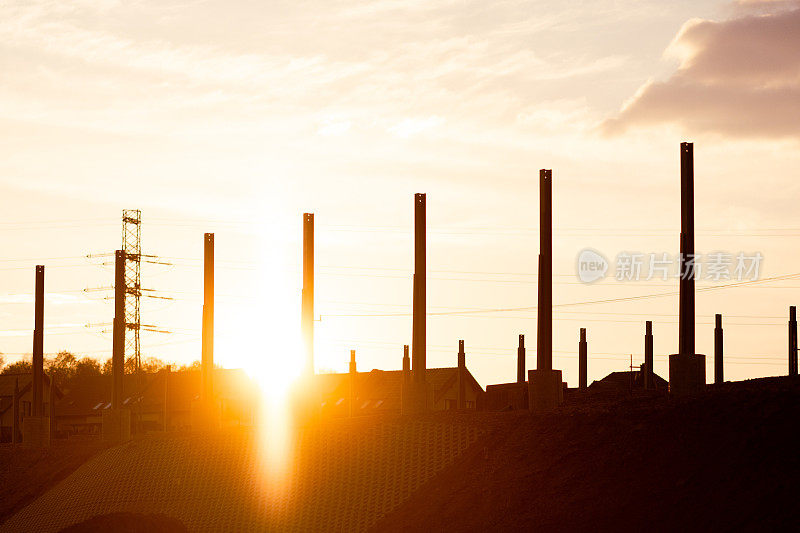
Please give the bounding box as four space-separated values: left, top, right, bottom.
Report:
604 2 800 139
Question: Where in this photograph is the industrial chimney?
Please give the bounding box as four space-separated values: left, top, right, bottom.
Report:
457 340 466 410
302 214 315 376
528 169 564 411
410 194 429 412
202 233 215 401
669 143 706 395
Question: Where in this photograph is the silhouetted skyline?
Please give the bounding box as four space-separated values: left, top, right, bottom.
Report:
2 1 800 389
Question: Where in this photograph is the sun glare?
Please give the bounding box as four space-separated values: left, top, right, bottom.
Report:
245 220 305 477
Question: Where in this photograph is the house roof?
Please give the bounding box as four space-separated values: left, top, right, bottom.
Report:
0 372 62 416
0 372 58 397
56 369 258 418
589 368 668 391
313 367 484 415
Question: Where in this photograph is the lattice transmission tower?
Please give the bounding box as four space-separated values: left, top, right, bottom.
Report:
122 209 142 373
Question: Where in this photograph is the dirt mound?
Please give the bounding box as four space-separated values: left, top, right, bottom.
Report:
374 376 800 532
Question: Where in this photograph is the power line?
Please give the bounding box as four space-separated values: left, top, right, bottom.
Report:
318 272 800 318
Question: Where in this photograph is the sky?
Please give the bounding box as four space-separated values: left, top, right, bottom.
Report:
2 0 800 388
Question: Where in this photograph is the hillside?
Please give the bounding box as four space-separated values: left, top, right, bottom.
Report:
374 377 800 532
3 377 799 531
0 439 105 524
1 417 480 532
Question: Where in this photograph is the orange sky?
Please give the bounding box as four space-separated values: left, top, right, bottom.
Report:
2 0 800 387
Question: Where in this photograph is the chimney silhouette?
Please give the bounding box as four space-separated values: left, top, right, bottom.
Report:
578 328 587 390
670 143 706 395
349 349 357 417
644 321 654 390
201 233 215 401
302 213 315 376
715 314 724 384
517 334 525 384
536 170 553 372
412 194 426 387
789 306 797 376
112 250 126 409
32 265 44 417
457 340 466 409
528 169 563 411
679 144 695 359
401 344 411 415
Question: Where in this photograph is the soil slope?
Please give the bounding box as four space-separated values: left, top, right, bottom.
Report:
0 439 104 523
374 377 800 532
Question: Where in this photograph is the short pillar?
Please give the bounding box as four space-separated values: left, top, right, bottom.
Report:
401 344 412 415
349 349 357 417
714 314 724 384
578 328 587 390
101 409 131 444
457 340 466 409
790 306 798 376
164 365 171 431
644 321 654 390
12 379 19 445
668 353 706 395
517 334 525 384
528 369 564 412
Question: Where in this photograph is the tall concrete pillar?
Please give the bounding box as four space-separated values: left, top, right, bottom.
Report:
517 334 525 384
112 250 126 409
202 233 215 400
669 143 706 395
190 233 218 431
457 340 466 409
679 146 696 361
411 194 429 412
103 250 131 444
412 194 426 384
32 265 44 416
23 265 50 446
302 214 315 376
536 170 552 372
529 169 563 411
715 314 724 383
789 306 797 376
578 328 587 390
644 321 654 390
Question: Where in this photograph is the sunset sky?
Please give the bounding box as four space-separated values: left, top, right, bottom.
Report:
2 0 800 387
